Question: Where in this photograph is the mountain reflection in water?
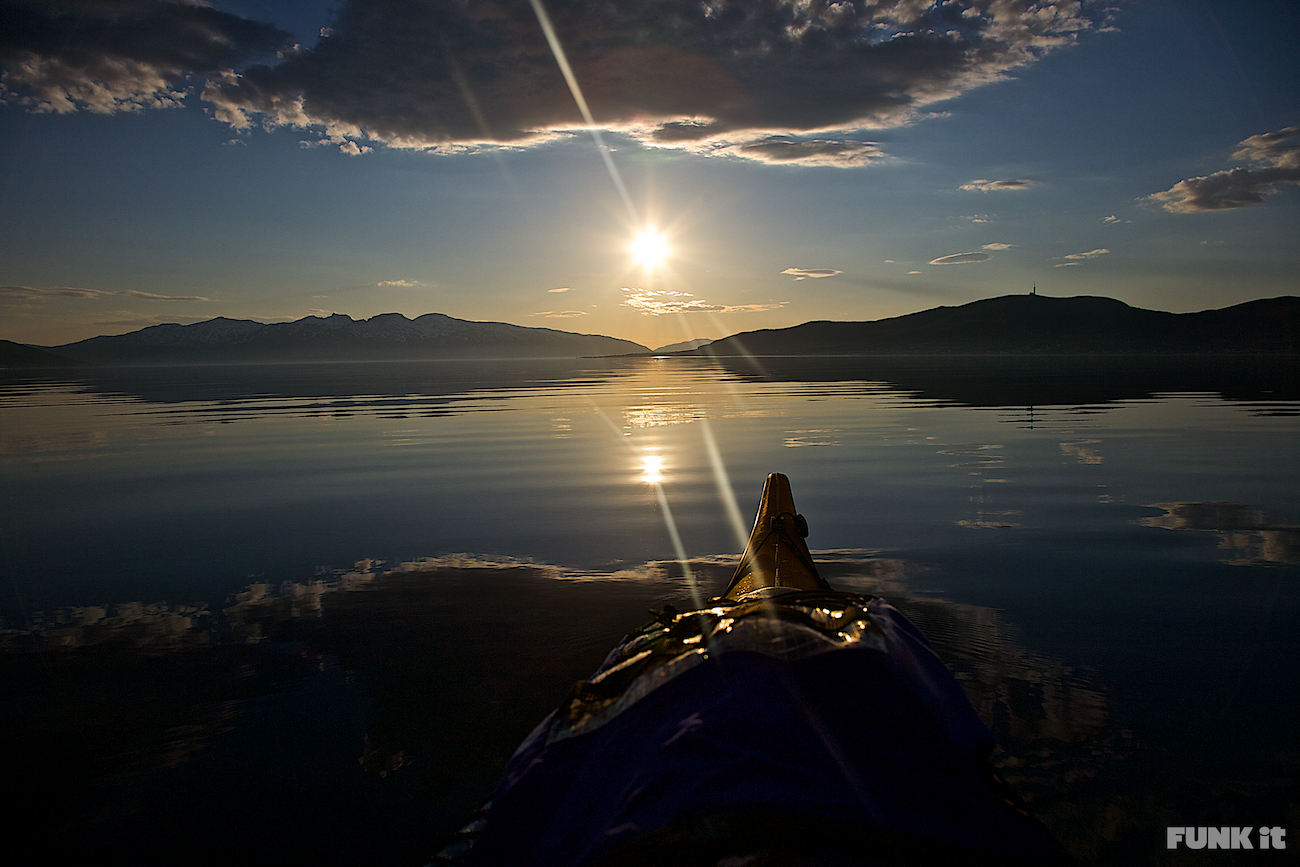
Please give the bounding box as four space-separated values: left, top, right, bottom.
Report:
3 353 1297 420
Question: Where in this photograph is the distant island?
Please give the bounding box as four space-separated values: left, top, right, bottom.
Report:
4 294 1296 369
652 337 717 354
681 295 1298 357
26 312 650 365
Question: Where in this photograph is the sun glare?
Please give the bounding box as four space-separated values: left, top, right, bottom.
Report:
630 226 671 272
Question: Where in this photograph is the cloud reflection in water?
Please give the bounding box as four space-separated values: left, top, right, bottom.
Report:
1 552 1123 861
1141 502 1300 565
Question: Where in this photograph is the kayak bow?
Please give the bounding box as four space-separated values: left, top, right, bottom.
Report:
434 474 1069 867
722 472 830 599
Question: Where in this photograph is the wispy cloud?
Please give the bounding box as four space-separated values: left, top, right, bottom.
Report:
781 268 842 281
0 284 207 302
1151 126 1300 213
621 288 785 316
119 289 206 300
529 310 586 318
928 252 990 265
717 303 789 313
547 287 571 293
377 279 420 287
981 242 1016 250
960 179 1036 191
2 1 1099 165
1054 262 1080 268
1063 248 1109 260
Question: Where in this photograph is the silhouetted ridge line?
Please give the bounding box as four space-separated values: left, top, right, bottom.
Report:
689 295 1298 356
43 312 650 364
0 340 86 368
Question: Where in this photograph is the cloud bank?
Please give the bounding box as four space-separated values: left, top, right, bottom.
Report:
1152 126 1300 213
2 0 1099 163
0 0 288 114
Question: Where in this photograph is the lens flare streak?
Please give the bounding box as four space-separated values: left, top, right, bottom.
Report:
701 418 748 551
528 0 637 222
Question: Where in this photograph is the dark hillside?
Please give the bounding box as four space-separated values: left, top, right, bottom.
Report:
695 295 1297 356
0 340 86 368
47 313 649 364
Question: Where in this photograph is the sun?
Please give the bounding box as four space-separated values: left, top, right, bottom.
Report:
629 226 671 272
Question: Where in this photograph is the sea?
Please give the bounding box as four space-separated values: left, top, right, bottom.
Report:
1 355 1296 865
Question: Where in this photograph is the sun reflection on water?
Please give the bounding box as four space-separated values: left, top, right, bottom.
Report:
640 454 665 485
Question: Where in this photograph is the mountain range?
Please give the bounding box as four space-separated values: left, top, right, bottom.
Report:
686 295 1298 357
36 312 649 365
5 294 1296 368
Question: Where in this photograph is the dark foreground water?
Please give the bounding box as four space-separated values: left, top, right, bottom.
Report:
1 356 1297 865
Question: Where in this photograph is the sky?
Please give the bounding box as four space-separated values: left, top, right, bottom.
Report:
1 0 1297 350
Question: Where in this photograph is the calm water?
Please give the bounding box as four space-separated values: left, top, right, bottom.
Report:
1 356 1297 864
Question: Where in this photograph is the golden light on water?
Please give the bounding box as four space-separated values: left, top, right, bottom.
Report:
629 226 671 272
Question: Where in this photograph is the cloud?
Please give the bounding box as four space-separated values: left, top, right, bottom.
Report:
928 252 990 265
781 268 842 281
1054 262 1079 268
377 279 419 287
1152 126 1300 213
1233 127 1300 168
1102 215 1120 223
981 242 1016 250
722 302 791 313
621 287 785 316
119 289 207 300
960 179 1036 191
1063 248 1109 260
908 270 922 275
0 284 207 301
547 287 571 293
0 1 289 114
3 1 1100 165
717 138 883 167
622 288 722 315
529 310 587 318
